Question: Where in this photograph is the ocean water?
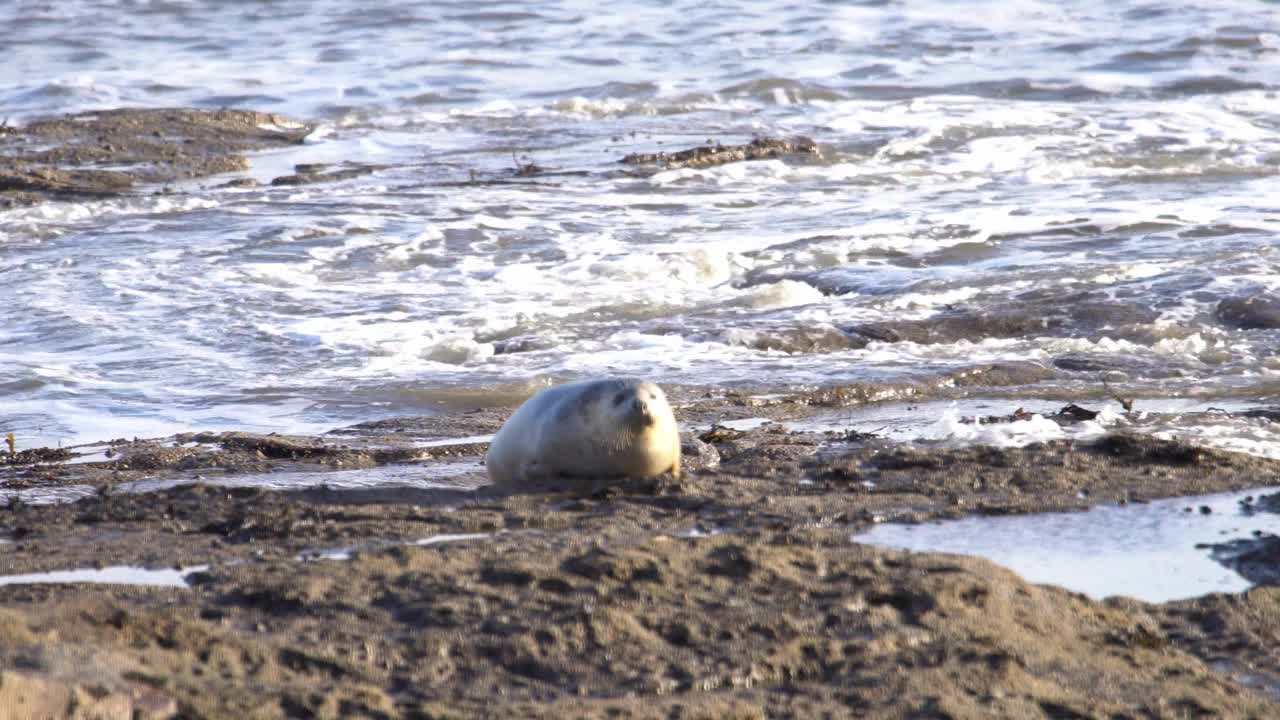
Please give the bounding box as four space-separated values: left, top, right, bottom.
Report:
2 0 1279 447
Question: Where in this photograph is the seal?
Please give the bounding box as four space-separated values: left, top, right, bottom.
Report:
486 378 681 487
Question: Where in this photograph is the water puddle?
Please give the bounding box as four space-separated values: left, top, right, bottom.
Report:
1 457 487 507
297 547 356 562
414 435 494 448
57 443 116 465
794 397 1267 442
298 532 492 562
855 487 1280 603
736 397 1280 461
0 485 96 506
712 398 1099 441
122 460 486 495
793 398 1077 440
0 565 209 588
414 532 491 546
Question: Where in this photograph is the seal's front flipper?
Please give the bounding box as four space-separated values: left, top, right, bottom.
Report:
521 460 548 482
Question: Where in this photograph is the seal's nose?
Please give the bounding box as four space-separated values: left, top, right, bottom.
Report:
632 398 654 425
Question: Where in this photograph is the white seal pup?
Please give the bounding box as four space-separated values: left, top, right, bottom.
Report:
486 378 681 487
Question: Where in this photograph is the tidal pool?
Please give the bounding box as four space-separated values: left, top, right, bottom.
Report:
856 487 1280 603
0 565 209 588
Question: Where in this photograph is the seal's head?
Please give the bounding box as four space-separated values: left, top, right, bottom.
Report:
606 380 668 430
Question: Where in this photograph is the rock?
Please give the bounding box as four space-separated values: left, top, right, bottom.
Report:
849 301 1159 346
621 136 820 170
679 435 720 473
0 108 311 204
942 361 1056 388
852 311 1054 344
1216 294 1280 330
720 325 866 353
269 161 383 186
492 336 557 355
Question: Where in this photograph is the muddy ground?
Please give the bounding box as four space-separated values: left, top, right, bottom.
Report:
3 385 1280 718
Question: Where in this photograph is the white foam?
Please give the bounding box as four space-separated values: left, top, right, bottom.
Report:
648 159 793 187
886 286 985 312
420 336 497 365
0 196 221 242
550 96 645 117
726 280 824 309
1150 417 1280 461
924 406 1065 447
922 402 1128 448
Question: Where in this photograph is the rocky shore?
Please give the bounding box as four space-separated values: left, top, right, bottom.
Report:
0 107 823 210
3 385 1280 718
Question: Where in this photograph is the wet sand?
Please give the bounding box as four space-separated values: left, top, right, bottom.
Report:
4 386 1280 718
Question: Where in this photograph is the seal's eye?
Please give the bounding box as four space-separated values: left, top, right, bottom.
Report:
613 392 627 406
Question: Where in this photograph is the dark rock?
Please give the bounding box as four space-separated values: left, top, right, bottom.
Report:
1216 295 1280 330
943 362 1055 388
850 302 1159 346
724 325 866 353
621 136 820 169
492 336 557 355
0 108 311 203
1242 407 1280 422
679 435 720 473
269 162 382 186
0 447 74 466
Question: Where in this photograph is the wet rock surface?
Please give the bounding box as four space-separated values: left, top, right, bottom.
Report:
848 299 1160 346
621 136 821 170
1217 294 1280 330
3 395 1280 716
1200 492 1280 588
1208 535 1280 586
268 161 385 186
0 108 832 209
0 108 312 204
718 325 867 354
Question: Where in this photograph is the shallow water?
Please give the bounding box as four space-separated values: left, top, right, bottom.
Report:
790 397 1280 456
0 459 486 507
2 0 1279 447
856 487 1280 603
298 532 491 562
0 564 208 588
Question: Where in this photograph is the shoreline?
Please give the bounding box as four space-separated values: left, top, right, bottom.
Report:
3 396 1280 717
